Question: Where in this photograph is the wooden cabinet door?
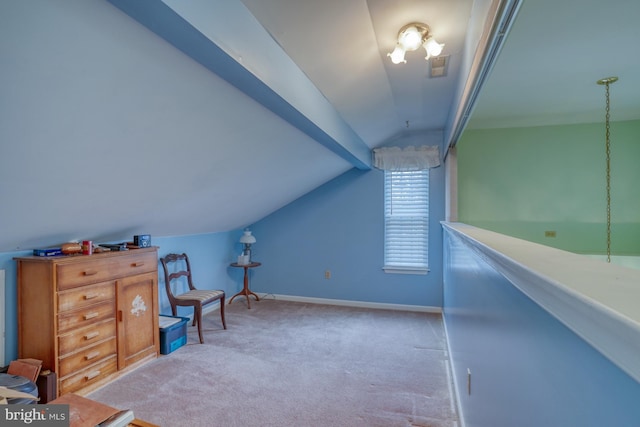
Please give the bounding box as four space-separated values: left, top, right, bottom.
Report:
116 272 159 369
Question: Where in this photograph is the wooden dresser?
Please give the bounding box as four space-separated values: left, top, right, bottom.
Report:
15 247 160 397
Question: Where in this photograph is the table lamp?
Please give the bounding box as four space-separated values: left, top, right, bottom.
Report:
239 229 256 262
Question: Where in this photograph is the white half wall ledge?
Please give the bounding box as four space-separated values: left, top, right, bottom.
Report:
442 222 640 384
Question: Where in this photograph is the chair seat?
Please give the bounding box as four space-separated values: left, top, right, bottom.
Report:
175 289 224 302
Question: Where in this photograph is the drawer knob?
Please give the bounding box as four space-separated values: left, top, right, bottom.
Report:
85 351 100 361
132 262 145 267
84 331 100 340
84 293 98 300
85 371 100 381
83 312 99 320
82 270 98 276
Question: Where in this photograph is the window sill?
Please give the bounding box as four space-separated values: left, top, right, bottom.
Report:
383 266 429 275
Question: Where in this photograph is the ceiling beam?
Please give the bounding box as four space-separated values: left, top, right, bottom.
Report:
107 0 371 170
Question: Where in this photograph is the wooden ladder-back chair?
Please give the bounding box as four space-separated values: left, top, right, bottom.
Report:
160 253 227 343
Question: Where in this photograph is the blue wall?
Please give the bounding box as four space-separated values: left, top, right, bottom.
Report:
0 230 247 364
153 232 248 315
443 228 640 426
249 160 445 308
1 133 446 363
0 249 31 365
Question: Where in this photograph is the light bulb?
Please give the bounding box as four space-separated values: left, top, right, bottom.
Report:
399 26 423 50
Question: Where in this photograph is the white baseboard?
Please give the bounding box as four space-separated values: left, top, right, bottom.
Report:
202 301 222 316
256 293 442 313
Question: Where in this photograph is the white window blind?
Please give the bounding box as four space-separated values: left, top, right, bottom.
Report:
384 170 429 273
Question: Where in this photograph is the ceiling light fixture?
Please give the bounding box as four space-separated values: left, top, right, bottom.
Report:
388 22 444 64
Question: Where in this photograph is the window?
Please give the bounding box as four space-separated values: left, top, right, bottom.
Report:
384 169 429 274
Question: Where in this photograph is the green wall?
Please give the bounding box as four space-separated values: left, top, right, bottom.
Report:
457 120 640 255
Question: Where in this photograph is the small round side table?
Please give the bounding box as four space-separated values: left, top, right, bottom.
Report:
229 262 261 309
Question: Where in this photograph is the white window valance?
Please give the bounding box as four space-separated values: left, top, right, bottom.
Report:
372 145 440 171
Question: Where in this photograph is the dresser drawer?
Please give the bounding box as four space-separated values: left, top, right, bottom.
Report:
58 319 116 356
59 355 118 395
56 251 157 290
58 281 115 313
58 337 117 377
58 301 115 333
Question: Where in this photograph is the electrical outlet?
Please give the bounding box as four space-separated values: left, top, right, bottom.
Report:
325 270 331 279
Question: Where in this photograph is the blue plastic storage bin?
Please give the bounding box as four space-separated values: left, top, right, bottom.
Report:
159 315 189 354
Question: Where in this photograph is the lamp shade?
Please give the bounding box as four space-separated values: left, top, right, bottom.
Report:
388 45 406 64
239 230 256 244
424 37 444 59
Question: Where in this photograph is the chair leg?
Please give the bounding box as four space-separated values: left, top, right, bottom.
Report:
194 305 204 344
220 295 227 330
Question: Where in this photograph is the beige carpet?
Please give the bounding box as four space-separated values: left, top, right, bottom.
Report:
88 299 458 427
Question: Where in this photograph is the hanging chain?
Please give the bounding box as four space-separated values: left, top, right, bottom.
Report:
597 76 617 263
604 81 612 263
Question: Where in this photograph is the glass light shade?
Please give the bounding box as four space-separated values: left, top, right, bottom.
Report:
398 26 423 50
239 230 256 244
388 45 406 64
424 37 444 59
